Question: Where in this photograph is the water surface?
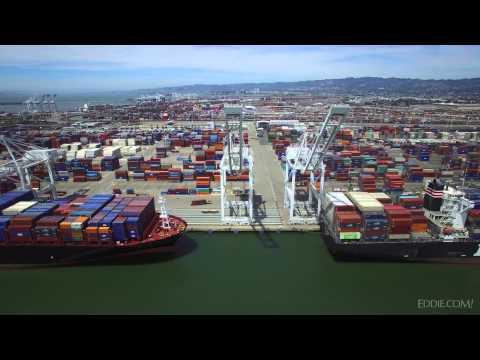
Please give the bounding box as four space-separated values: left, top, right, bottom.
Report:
0 232 479 315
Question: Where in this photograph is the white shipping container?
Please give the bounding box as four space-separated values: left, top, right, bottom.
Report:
75 149 87 159
71 142 82 151
103 146 122 158
112 139 127 147
88 143 101 149
127 138 136 146
128 146 141 155
66 150 77 160
346 192 384 213
322 192 355 227
85 148 102 158
120 146 130 156
2 201 38 216
92 157 102 165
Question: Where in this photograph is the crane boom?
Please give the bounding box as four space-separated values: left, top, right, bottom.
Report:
284 104 351 224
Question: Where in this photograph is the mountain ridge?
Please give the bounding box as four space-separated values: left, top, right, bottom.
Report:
134 77 480 97
3 77 480 98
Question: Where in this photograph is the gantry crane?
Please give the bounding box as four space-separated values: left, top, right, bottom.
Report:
0 136 62 199
220 104 254 224
284 104 351 224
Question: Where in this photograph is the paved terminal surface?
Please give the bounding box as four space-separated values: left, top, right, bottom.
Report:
55 124 291 231
54 121 480 232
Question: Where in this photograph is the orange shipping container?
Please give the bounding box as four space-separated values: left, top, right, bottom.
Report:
98 227 111 234
411 223 428 233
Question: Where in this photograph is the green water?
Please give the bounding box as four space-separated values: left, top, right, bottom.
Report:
1 232 480 315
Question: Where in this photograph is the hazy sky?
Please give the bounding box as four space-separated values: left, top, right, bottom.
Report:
0 45 479 92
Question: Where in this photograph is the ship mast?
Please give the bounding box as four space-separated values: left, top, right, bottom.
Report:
158 195 171 230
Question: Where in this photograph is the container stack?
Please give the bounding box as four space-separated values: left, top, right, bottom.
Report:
408 166 424 182
347 192 388 242
351 155 362 168
71 142 82 151
112 139 127 147
205 148 215 161
362 155 377 168
103 146 122 158
167 187 189 195
156 147 168 158
72 167 87 182
2 201 37 215
101 156 120 171
85 148 102 159
168 168 183 182
335 209 362 242
416 146 430 161
0 216 12 241
7 203 58 243
195 150 205 162
127 156 145 172
8 215 38 243
467 210 480 241
148 157 162 171
66 150 77 161
119 196 155 241
465 152 480 180
75 149 87 159
398 196 428 234
92 158 103 171
384 173 405 191
358 175 377 192
369 193 393 205
464 188 480 240
196 176 211 195
34 216 65 243
86 171 102 181
383 204 412 241
335 168 349 181
144 170 158 181
132 171 145 181
183 169 195 181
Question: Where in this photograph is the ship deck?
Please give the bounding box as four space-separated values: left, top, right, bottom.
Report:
0 213 187 248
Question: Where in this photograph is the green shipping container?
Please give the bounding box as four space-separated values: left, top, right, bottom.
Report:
339 232 362 241
377 165 388 174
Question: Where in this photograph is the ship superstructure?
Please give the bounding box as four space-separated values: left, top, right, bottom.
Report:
423 179 474 241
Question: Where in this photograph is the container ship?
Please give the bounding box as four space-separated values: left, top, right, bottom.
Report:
321 179 480 262
0 190 187 265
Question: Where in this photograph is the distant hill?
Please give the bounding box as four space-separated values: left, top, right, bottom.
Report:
142 77 480 97
3 77 480 101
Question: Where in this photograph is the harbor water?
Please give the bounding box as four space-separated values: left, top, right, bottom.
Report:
0 231 479 314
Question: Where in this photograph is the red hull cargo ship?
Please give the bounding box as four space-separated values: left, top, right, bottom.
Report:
0 190 187 265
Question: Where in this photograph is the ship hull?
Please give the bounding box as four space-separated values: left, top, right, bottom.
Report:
0 231 185 265
0 214 187 266
324 235 480 263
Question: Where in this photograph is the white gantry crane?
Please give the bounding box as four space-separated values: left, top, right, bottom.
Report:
24 94 57 114
284 104 351 224
157 195 171 230
0 136 62 199
220 104 254 225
